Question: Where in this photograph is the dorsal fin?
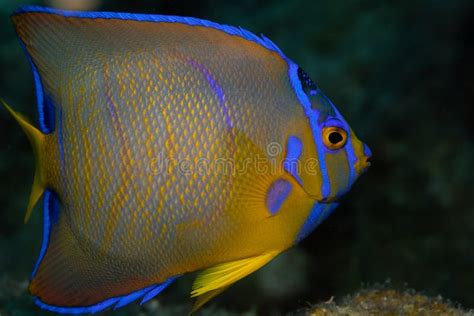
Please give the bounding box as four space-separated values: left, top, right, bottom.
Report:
13 6 286 56
11 6 288 110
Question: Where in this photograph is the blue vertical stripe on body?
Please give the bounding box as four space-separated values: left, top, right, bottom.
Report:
187 58 233 130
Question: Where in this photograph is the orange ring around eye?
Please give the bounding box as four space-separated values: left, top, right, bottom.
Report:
322 127 347 150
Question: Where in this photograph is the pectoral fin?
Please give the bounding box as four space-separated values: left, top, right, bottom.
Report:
190 287 229 314
190 251 280 312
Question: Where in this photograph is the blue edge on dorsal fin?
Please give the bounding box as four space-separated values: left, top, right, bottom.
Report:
32 190 179 314
13 5 288 62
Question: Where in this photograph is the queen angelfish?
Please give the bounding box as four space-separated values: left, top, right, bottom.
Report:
2 5 372 314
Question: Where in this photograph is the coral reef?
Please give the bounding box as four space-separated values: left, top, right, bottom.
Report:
306 288 472 316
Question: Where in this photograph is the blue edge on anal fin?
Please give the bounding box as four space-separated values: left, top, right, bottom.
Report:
32 190 179 314
34 275 177 314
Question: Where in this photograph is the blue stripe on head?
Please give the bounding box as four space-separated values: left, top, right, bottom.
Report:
296 202 324 242
296 202 338 243
14 6 287 60
287 62 331 199
321 98 358 191
320 202 339 222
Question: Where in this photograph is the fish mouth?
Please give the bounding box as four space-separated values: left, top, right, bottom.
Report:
303 156 372 204
308 176 362 204
355 155 371 175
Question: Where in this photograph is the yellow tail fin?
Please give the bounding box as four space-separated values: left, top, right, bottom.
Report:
1 99 46 223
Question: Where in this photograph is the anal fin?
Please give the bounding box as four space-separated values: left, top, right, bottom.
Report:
31 190 179 313
190 251 280 312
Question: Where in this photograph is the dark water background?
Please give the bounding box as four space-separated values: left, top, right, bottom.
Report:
0 0 473 315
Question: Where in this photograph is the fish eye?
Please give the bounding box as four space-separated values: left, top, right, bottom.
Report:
322 127 347 150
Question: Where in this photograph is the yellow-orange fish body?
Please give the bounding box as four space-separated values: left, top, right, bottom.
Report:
4 5 371 313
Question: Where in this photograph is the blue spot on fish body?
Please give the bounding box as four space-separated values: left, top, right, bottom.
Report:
266 179 292 215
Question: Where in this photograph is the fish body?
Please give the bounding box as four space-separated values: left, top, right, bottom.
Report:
4 6 371 313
